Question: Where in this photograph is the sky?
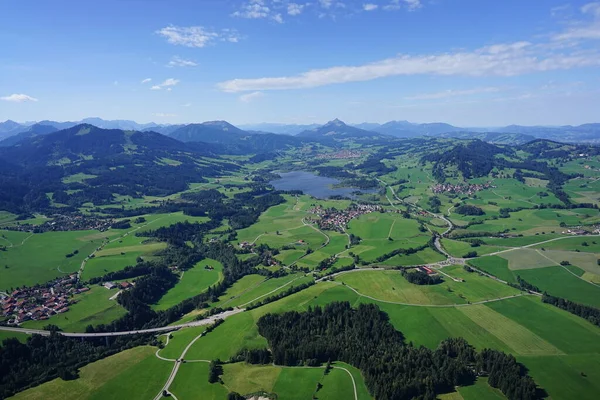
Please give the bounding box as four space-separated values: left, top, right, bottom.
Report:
1 0 600 127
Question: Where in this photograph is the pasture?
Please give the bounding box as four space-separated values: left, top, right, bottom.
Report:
336 268 521 305
11 346 172 400
0 229 111 290
516 266 600 308
152 259 223 311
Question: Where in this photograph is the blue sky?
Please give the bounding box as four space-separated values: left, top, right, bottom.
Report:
1 0 599 126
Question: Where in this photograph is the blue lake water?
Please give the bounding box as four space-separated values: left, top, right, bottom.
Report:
269 171 377 199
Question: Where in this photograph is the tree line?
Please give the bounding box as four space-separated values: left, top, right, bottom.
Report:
257 302 541 400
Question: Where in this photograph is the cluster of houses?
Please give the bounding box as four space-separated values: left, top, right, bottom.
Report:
7 214 115 233
1 275 89 325
431 182 496 196
315 150 363 159
308 204 383 232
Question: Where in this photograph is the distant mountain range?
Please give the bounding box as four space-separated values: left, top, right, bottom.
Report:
297 119 388 141
1 117 600 145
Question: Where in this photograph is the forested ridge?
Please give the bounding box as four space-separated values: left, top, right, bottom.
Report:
258 302 541 400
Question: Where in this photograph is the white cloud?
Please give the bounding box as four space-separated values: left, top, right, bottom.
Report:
405 87 502 100
141 78 152 84
156 25 241 48
239 91 265 102
233 0 286 23
233 0 271 19
182 103 192 107
287 3 304 15
218 42 600 92
383 0 421 11
167 56 198 67
151 78 180 90
319 0 333 8
0 93 38 102
553 2 600 41
154 113 177 118
363 4 378 11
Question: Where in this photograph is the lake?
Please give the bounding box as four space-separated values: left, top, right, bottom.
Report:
269 171 378 199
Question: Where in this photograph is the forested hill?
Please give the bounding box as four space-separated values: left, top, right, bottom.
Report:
0 124 215 167
0 124 239 213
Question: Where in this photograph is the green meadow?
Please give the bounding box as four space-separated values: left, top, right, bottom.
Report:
152 259 224 311
11 346 172 400
0 229 111 290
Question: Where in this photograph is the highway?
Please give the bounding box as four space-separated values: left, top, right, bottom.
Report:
0 308 243 338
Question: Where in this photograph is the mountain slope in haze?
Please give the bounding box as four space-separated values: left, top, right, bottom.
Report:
168 121 302 153
297 119 388 140
0 120 30 140
238 123 320 135
169 121 246 143
0 124 58 147
433 131 535 145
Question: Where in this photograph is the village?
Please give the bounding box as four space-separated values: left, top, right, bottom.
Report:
5 214 115 233
307 203 383 232
431 182 496 196
1 274 89 325
315 149 363 159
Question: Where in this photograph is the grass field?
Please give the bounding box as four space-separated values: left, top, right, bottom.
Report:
441 239 505 258
169 362 228 400
11 346 172 400
457 377 506 400
0 230 111 290
336 268 521 305
496 248 554 270
514 266 600 308
0 330 30 343
152 259 223 311
21 286 126 332
468 256 517 283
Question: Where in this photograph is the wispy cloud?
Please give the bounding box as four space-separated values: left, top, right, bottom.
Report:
167 56 197 68
363 4 378 11
156 25 241 47
233 0 284 23
239 91 265 102
151 78 180 90
182 103 192 107
218 40 600 92
405 87 502 100
1 93 39 102
383 0 422 11
288 3 305 15
553 2 600 41
141 78 152 84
